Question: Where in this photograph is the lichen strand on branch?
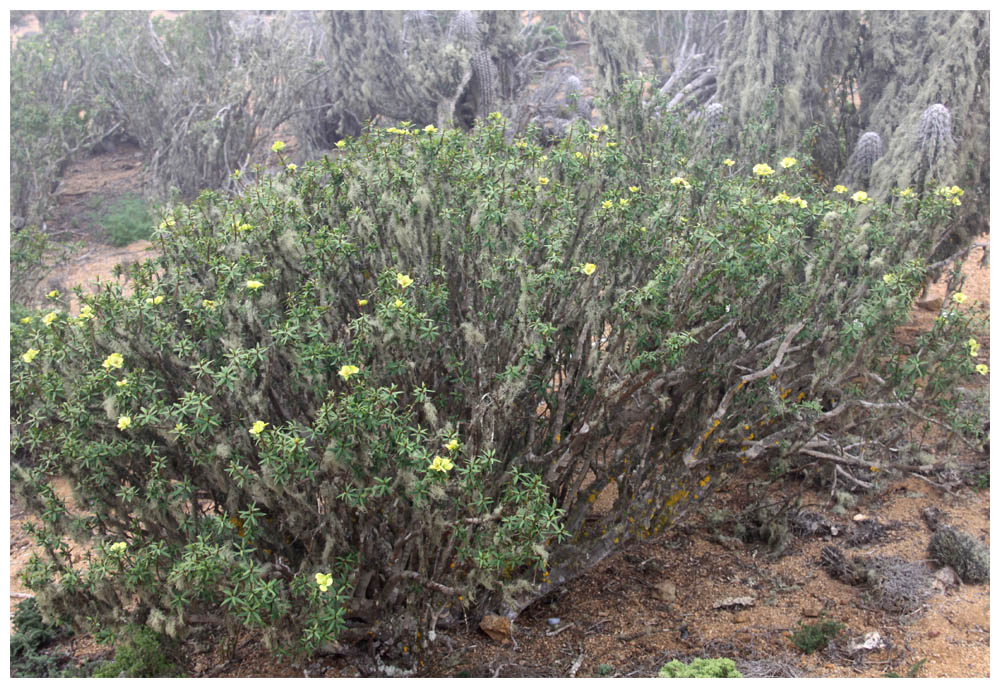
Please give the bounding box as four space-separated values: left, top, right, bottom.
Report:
10 92 985 663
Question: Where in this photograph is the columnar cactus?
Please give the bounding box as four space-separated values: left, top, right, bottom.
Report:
917 103 955 166
472 49 498 118
848 131 885 181
701 102 725 136
446 10 479 45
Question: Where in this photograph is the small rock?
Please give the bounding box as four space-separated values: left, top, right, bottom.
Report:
712 596 755 610
655 580 677 602
801 604 823 618
547 617 561 626
853 513 868 522
932 565 961 590
731 610 750 624
927 630 941 639
479 613 513 644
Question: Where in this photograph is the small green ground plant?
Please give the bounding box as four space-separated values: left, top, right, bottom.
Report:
11 83 985 664
91 626 183 678
86 194 157 247
791 617 844 654
884 658 927 677
9 598 90 677
658 657 743 677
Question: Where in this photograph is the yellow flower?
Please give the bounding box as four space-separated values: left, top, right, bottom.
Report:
589 133 599 141
246 280 264 291
202 299 217 309
423 124 437 134
315 572 333 592
20 316 32 324
619 198 629 207
249 420 268 436
602 200 613 209
357 299 368 306
899 187 914 197
605 141 617 148
338 364 360 381
77 305 95 321
396 273 414 289
723 158 735 167
537 177 549 186
882 273 897 284
394 299 404 308
670 176 691 188
47 289 60 299
22 348 40 363
42 311 58 326
581 263 597 276
629 185 640 193
270 140 286 153
833 185 847 194
753 163 774 177
116 378 129 388
951 292 967 304
975 364 989 376
770 192 790 204
514 140 528 149
951 197 961 206
851 190 869 203
335 140 346 149
428 455 455 472
795 198 808 208
949 185 964 196
103 353 124 370
145 295 165 306
780 157 797 168
286 163 297 172
597 125 609 133
232 169 242 179
445 439 459 452
109 542 127 554
574 152 584 159
117 416 131 431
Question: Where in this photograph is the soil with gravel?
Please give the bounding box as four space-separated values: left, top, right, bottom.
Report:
10 141 990 679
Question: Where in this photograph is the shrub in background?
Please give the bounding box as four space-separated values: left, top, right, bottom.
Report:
86 194 157 248
11 87 984 664
9 12 113 226
83 10 326 198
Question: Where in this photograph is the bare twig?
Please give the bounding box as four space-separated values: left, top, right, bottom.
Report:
545 621 576 637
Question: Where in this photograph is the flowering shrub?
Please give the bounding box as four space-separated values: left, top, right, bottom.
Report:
11 93 985 663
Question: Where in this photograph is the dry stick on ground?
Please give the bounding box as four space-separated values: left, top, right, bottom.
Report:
567 648 586 677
